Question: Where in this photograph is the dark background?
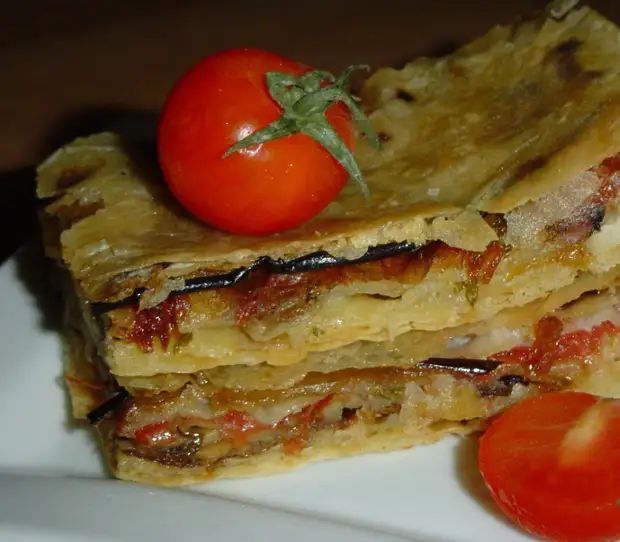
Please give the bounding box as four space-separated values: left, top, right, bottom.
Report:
2 0 619 260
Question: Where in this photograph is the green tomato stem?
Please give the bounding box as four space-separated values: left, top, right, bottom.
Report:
224 64 380 199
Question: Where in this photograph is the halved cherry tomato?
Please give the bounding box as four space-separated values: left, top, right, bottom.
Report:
157 48 355 236
479 391 620 542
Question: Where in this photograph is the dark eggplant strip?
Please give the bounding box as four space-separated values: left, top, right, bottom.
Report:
90 241 418 315
418 357 502 375
498 374 528 387
588 205 606 232
87 388 130 425
478 374 529 397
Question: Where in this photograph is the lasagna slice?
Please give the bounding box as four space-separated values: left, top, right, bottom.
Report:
36 4 620 486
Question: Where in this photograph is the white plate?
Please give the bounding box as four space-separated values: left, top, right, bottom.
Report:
0 248 533 542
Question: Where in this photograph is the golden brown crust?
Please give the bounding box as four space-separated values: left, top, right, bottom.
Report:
358 8 620 215
36 6 620 304
63 327 103 419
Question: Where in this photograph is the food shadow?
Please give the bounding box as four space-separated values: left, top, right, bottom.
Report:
13 242 107 471
6 106 170 475
453 434 517 530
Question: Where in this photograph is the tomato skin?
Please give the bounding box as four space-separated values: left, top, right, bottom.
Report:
157 48 355 236
479 392 620 542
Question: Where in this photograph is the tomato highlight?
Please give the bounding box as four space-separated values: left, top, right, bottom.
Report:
478 392 620 542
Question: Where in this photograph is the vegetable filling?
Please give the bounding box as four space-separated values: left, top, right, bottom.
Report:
91 314 620 470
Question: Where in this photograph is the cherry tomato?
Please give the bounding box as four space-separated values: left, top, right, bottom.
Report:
478 391 620 542
157 48 355 236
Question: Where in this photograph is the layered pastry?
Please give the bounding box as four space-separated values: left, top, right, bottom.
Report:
37 5 620 485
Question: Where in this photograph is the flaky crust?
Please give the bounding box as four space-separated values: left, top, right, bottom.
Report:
37 6 620 303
